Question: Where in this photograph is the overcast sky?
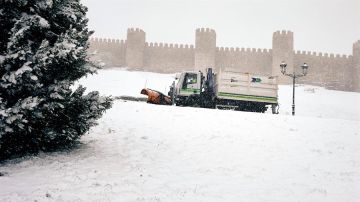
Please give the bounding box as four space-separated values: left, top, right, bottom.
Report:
82 0 360 55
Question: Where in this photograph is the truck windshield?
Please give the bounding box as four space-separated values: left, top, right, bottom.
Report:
182 73 198 89
186 73 197 84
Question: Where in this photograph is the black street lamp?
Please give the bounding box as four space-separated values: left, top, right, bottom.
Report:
280 62 309 116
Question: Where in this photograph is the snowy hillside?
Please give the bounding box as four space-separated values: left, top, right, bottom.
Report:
77 68 360 121
0 69 359 202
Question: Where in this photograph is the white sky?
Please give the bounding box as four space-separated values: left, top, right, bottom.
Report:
82 0 360 55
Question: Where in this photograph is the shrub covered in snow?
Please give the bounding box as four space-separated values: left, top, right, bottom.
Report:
0 0 112 160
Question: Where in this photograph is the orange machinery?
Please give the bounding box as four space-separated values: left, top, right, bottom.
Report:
140 88 172 105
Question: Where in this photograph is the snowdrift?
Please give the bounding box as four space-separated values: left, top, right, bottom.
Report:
1 69 359 202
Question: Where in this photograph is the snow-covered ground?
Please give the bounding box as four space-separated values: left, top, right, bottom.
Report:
1 69 359 202
77 68 360 121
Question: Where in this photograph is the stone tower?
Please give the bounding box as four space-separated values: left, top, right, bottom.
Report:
125 28 145 69
272 30 294 84
195 28 216 73
352 40 360 92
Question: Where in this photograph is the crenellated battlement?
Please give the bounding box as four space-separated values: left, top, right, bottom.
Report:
88 27 360 92
294 50 350 59
146 42 194 49
353 40 360 46
90 37 126 44
127 27 145 33
273 30 293 37
353 40 360 56
216 46 271 54
196 27 216 34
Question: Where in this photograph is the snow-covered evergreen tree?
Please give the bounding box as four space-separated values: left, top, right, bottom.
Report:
0 0 112 160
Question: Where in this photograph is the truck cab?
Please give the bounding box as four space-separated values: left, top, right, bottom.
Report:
174 71 202 105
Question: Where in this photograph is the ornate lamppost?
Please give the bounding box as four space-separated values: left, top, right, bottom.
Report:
280 62 309 116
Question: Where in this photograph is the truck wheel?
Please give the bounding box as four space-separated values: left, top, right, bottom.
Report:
185 94 201 107
271 104 279 114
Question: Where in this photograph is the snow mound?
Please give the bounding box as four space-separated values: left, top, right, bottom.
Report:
1 69 359 202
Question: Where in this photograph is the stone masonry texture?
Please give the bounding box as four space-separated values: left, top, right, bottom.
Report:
88 28 360 92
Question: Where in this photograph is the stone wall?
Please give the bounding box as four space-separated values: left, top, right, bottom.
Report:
352 40 360 91
216 47 272 75
294 51 352 91
195 28 216 73
88 28 360 92
88 38 126 67
144 42 194 73
272 31 294 83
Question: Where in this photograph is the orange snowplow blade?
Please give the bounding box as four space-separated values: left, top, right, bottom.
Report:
140 88 172 105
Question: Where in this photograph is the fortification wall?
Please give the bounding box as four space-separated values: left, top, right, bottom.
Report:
272 30 294 84
195 28 216 73
88 38 126 67
294 51 352 91
352 40 360 91
216 47 272 75
88 28 360 92
126 28 145 69
144 42 195 73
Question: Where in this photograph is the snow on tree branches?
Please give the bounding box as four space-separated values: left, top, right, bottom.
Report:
0 0 112 160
